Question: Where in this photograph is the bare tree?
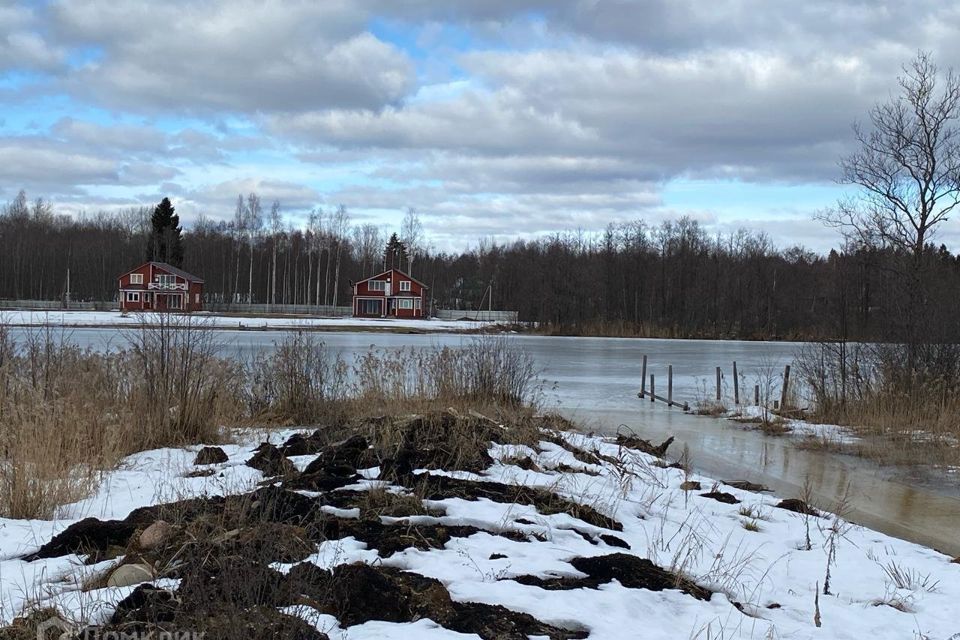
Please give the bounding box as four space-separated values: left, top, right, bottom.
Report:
352 223 382 277
269 200 282 307
820 52 960 362
245 193 263 304
401 207 424 275
331 204 350 309
232 195 245 303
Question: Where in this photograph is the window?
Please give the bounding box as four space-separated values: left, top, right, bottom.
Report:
195 293 201 303
369 280 385 291
169 295 182 309
414 298 421 309
157 274 176 286
130 273 143 284
358 299 382 315
126 292 140 302
399 299 414 309
399 280 411 292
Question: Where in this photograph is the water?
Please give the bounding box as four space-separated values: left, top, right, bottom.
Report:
12 328 960 556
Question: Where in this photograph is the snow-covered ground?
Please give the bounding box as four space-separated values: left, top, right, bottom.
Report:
2 425 958 639
0 310 497 332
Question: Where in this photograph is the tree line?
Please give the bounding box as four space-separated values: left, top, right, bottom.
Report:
2 188 959 341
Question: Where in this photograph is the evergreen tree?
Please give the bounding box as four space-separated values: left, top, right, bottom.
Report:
146 197 184 266
383 233 408 270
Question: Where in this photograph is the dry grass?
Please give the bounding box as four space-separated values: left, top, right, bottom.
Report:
0 317 243 518
0 324 543 519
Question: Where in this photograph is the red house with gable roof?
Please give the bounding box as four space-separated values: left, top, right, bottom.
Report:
118 262 205 312
352 268 428 318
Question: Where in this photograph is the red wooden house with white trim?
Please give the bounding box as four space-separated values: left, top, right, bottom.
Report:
352 268 428 318
118 262 205 312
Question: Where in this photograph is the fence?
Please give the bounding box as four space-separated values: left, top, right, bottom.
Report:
433 309 519 322
0 299 111 311
204 303 353 316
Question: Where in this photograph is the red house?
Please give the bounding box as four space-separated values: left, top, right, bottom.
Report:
118 262 205 312
352 268 428 318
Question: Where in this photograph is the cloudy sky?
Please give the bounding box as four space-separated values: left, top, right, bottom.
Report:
3 1 960 251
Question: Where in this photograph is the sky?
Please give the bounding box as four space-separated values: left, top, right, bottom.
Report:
2 0 960 252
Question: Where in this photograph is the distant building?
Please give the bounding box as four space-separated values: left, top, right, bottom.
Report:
352 268 428 318
118 262 204 312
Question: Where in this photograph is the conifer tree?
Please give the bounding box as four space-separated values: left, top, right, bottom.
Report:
146 197 184 266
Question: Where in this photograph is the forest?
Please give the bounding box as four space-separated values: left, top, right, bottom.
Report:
3 188 959 342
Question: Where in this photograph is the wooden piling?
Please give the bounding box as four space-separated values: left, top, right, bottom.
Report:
668 365 673 407
754 384 760 406
733 361 739 404
640 354 648 398
780 365 791 412
650 374 655 403
716 367 722 402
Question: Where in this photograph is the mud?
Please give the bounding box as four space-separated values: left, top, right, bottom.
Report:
246 443 297 477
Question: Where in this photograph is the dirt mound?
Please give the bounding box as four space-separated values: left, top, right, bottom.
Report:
511 553 712 601
24 517 138 562
406 474 622 531
699 491 740 505
194 446 229 465
615 434 675 458
289 562 587 639
776 499 820 516
246 443 297 477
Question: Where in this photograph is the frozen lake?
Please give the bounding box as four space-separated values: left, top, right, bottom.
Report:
10 327 960 556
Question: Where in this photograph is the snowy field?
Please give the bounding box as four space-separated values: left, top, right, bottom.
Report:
0 309 497 332
1 425 958 639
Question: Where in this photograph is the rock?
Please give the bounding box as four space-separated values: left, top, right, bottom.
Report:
194 446 228 465
139 521 174 551
107 563 154 588
679 481 702 491
699 491 740 504
776 499 820 516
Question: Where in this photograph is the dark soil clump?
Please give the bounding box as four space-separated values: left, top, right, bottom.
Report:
511 553 712 601
700 491 741 505
246 443 297 477
194 446 229 465
406 474 622 531
776 499 821 516
616 434 675 458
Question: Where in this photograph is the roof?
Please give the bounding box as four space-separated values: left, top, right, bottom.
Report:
354 268 428 289
119 261 205 283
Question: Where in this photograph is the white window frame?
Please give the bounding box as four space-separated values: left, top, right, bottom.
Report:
195 293 201 303
414 298 421 309
399 298 414 309
130 273 143 284
126 292 140 302
399 280 411 292
169 295 182 310
157 274 176 286
369 280 386 291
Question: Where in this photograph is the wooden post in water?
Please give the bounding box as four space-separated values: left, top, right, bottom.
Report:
668 365 674 407
754 384 760 406
715 367 722 402
640 355 648 398
780 365 791 412
650 374 656 403
732 361 739 405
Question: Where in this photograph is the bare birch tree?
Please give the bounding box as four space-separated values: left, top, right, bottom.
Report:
331 204 350 309
245 193 262 304
269 200 282 307
401 207 423 275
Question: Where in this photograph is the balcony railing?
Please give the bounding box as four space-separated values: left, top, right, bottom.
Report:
148 282 187 291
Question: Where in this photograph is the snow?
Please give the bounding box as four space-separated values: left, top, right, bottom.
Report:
2 427 959 639
728 404 861 445
0 310 498 332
